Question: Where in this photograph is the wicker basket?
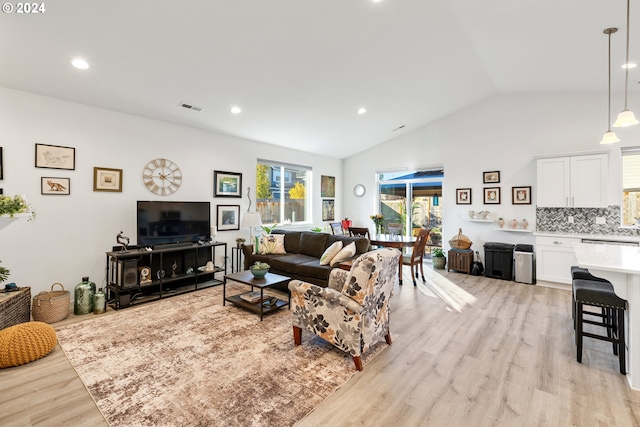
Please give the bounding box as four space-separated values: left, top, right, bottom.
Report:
0 287 31 330
32 283 70 324
448 228 472 250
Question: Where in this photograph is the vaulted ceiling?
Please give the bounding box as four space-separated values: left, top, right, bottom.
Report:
1 0 637 158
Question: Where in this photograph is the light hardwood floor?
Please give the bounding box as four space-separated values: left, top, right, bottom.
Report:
2 266 640 426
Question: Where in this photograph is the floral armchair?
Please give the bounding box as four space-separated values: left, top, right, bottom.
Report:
288 248 401 370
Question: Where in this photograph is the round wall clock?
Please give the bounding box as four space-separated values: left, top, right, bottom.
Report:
354 184 366 197
142 158 182 195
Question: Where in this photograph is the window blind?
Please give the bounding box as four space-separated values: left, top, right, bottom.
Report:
622 147 640 192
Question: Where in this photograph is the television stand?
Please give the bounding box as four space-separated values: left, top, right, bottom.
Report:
153 241 195 249
105 241 227 310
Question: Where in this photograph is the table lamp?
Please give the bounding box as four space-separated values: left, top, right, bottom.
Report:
241 212 262 247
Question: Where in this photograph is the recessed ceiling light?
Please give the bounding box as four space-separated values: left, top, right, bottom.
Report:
230 106 242 114
71 58 89 70
358 108 367 115
622 63 638 69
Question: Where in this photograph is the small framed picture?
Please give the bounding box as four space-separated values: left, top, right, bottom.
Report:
41 177 70 195
456 188 472 205
214 171 242 198
483 171 500 184
512 186 532 205
0 147 3 180
321 175 336 198
217 204 240 231
483 187 500 204
322 199 335 221
35 143 75 170
93 167 123 192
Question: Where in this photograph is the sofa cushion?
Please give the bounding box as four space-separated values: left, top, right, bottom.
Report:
258 234 286 254
320 241 343 265
328 235 370 255
299 232 329 258
272 229 302 254
269 253 317 274
297 259 333 281
330 241 357 266
249 253 291 267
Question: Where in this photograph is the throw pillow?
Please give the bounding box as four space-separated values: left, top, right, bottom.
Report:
330 241 356 266
319 241 343 265
258 234 286 254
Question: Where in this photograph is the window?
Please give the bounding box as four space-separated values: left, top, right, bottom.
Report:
256 159 311 225
622 147 640 226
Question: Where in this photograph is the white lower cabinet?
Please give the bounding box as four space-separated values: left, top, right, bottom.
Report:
535 236 580 284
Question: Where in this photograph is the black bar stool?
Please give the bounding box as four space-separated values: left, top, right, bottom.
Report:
571 266 613 329
574 278 627 374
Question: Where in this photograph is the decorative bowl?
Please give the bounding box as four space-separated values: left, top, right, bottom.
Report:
250 268 269 278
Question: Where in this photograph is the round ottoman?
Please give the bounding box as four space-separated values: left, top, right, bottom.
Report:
0 321 57 368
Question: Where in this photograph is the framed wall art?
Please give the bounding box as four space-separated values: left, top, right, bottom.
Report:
0 147 3 180
456 188 472 205
93 167 123 192
41 177 70 195
214 171 242 198
35 143 75 170
483 187 500 204
217 204 240 231
321 175 336 198
322 199 335 221
483 171 500 184
512 186 532 205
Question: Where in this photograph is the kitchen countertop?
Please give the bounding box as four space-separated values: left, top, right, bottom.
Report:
534 231 640 243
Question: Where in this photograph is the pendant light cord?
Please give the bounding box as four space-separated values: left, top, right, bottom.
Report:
624 0 631 109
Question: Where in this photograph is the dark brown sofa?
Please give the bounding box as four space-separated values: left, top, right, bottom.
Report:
242 229 370 292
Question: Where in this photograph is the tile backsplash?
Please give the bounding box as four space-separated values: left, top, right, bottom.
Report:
536 205 640 237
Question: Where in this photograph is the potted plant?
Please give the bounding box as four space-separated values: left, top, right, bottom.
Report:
432 248 446 269
429 227 442 245
249 261 270 278
0 259 9 284
0 194 35 221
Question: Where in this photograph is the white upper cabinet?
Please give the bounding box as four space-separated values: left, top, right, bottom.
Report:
536 153 608 207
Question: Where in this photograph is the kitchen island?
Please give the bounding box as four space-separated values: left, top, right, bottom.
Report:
574 242 640 390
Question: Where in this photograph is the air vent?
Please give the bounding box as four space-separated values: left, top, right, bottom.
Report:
179 102 203 112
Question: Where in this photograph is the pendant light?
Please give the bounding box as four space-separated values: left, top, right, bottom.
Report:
613 0 639 127
601 28 621 144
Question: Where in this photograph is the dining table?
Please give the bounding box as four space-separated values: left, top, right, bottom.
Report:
369 233 433 285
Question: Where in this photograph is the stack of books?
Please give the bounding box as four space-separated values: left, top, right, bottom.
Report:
240 291 265 304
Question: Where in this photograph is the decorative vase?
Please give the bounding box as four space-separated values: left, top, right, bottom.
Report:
511 219 518 229
250 268 269 278
468 210 475 219
522 220 529 230
74 276 95 315
432 257 446 270
498 219 505 228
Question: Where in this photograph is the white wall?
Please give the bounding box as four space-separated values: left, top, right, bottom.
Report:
343 93 640 254
0 88 342 296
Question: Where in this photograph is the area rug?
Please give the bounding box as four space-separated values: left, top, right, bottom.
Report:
55 283 385 427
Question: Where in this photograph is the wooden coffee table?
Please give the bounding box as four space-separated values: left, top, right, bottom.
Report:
223 270 291 320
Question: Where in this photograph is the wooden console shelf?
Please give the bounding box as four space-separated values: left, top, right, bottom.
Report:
105 241 227 310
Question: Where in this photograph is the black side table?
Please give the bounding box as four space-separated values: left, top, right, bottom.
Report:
231 246 244 272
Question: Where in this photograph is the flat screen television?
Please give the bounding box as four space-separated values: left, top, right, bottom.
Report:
137 201 211 246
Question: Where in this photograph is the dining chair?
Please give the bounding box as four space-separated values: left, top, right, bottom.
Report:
402 228 431 286
329 222 344 235
348 227 371 240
